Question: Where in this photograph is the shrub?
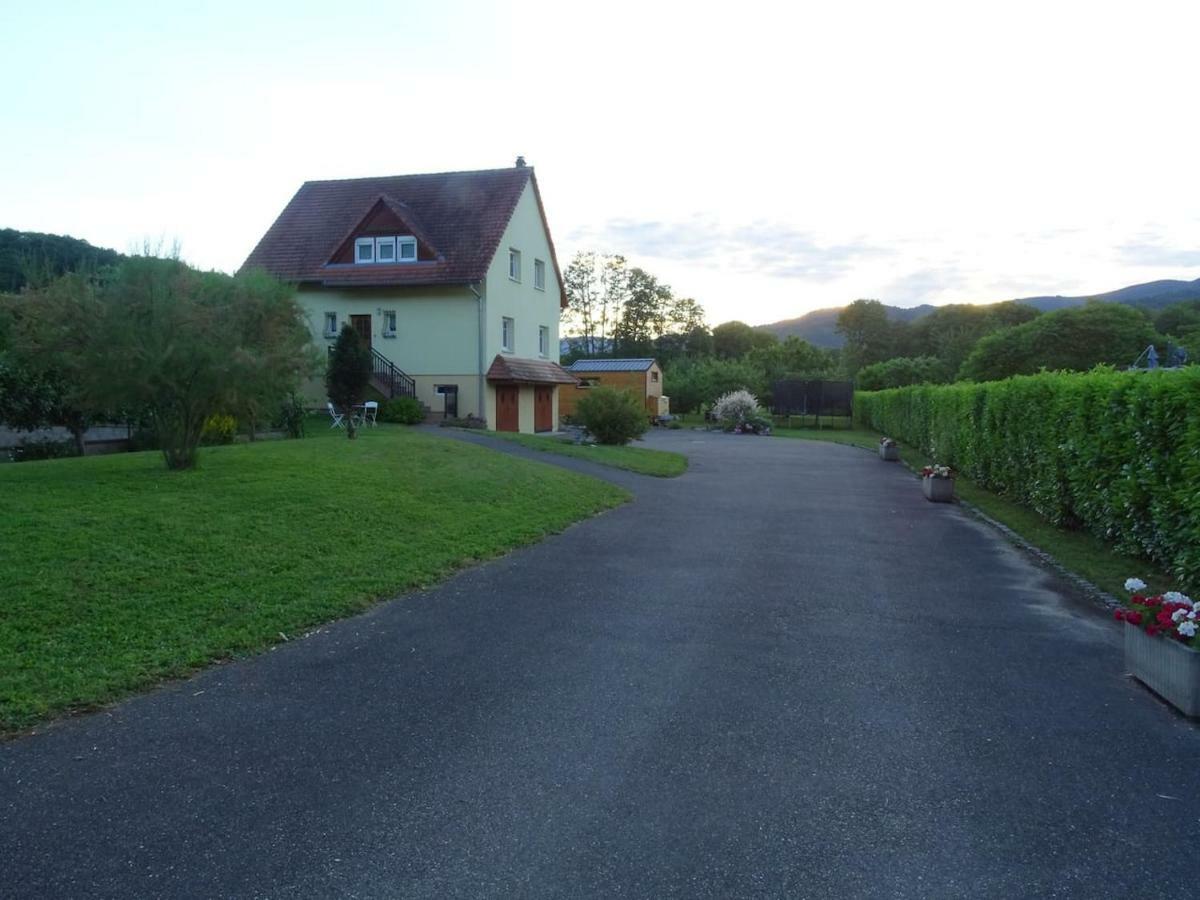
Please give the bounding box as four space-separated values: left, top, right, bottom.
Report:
712 389 758 425
854 368 1200 591
576 386 647 445
277 393 307 439
326 323 372 439
379 396 425 425
8 437 78 463
200 413 237 445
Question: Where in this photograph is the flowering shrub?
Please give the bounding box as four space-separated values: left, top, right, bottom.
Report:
712 389 771 434
1115 577 1198 646
922 464 952 479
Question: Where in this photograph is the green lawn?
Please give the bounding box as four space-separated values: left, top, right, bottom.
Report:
774 424 1178 597
0 427 628 732
482 431 689 478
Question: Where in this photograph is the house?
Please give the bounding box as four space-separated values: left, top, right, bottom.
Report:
558 359 669 420
241 159 575 433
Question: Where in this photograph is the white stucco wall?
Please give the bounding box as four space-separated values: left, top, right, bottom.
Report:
482 181 563 364
295 284 481 414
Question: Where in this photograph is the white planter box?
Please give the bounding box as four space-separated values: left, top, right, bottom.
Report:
879 444 900 461
1124 622 1200 717
922 476 954 502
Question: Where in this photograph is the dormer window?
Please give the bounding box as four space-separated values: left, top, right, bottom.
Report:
354 235 419 265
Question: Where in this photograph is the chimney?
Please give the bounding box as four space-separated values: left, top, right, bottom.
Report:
515 155 527 168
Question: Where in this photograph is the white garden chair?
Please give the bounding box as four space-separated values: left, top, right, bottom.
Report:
361 401 379 427
327 402 345 429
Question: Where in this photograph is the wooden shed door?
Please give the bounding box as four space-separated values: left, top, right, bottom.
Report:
534 386 553 432
496 386 519 432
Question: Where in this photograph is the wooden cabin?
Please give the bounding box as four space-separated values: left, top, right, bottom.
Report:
559 358 669 421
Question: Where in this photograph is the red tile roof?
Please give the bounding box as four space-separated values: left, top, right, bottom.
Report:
486 355 578 385
241 166 568 307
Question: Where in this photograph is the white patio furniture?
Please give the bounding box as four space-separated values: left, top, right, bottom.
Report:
361 401 379 427
327 402 345 429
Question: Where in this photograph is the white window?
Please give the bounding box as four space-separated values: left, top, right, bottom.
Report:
509 248 521 281
538 325 549 357
382 310 397 337
323 312 337 336
534 259 546 291
354 234 417 264
502 316 514 352
651 370 659 383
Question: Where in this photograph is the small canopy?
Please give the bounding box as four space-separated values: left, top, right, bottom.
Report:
486 355 577 385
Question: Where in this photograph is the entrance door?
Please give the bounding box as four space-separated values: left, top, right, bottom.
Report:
496 385 519 432
534 386 553 432
350 314 372 351
438 385 458 419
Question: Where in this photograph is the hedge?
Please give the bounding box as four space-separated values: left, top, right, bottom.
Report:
854 367 1200 591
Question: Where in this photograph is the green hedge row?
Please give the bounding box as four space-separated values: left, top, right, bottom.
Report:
854 368 1200 591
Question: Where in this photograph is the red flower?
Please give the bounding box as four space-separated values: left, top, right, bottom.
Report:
1128 612 1144 626
1157 611 1174 626
1131 594 1146 604
1114 609 1126 621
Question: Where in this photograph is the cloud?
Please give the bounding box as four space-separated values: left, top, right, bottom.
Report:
1116 237 1200 268
880 267 971 307
567 218 889 283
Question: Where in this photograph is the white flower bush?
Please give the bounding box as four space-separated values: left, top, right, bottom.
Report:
711 389 761 425
1124 577 1147 592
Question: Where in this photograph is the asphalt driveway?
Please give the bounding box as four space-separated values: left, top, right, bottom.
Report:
2 430 1198 898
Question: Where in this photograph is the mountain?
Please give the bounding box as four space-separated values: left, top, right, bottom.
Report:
0 228 125 293
758 278 1200 347
760 304 935 347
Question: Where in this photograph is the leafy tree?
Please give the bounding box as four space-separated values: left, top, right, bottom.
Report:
958 302 1159 382
898 302 1041 375
614 267 671 356
12 256 315 469
563 251 600 355
662 356 767 413
856 355 950 390
326 323 372 440
712 320 757 359
835 299 895 375
562 251 628 355
576 386 647 445
0 273 106 453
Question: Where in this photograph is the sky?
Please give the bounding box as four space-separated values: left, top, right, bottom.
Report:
3 0 1200 327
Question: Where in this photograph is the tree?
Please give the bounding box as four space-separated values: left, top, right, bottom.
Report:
326 323 372 440
562 251 628 355
855 356 950 391
898 302 1041 375
15 256 316 469
712 320 757 359
615 267 672 356
563 251 600 355
958 302 1159 382
662 356 768 414
835 299 894 376
0 273 105 454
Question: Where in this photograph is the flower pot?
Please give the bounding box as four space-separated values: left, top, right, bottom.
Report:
1124 622 1200 717
879 444 900 461
922 475 955 502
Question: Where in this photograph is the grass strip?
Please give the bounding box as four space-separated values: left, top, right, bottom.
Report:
0 426 627 732
483 431 688 478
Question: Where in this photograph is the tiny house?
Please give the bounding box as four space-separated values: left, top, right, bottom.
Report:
559 359 668 421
